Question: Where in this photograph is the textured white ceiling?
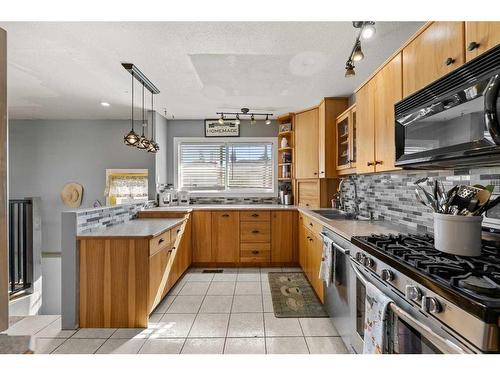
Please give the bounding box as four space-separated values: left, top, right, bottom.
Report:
0 22 423 120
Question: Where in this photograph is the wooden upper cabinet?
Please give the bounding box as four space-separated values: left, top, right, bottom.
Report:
271 211 297 263
295 108 319 179
355 80 375 174
192 211 212 262
212 211 240 263
373 53 402 173
465 22 500 61
335 104 357 174
403 22 465 97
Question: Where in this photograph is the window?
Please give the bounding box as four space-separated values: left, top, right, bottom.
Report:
175 138 277 196
105 169 149 205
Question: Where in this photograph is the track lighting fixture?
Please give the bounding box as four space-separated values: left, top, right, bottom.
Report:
122 63 161 152
215 108 273 125
344 21 376 78
124 72 140 146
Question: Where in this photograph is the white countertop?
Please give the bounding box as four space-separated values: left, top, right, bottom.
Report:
77 218 185 239
143 204 297 211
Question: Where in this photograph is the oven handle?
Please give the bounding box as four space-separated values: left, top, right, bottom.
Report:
348 259 470 354
485 74 500 145
320 232 350 255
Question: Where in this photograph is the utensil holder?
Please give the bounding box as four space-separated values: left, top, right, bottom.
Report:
433 213 482 256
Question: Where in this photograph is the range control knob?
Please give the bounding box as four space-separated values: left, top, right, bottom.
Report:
381 269 394 282
405 285 422 302
421 297 442 314
355 252 364 263
364 257 374 268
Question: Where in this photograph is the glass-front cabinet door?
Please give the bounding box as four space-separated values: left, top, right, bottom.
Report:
335 104 357 172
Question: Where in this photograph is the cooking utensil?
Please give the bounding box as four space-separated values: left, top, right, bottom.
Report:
414 179 437 211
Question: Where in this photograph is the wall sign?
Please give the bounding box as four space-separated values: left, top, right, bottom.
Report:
205 119 240 137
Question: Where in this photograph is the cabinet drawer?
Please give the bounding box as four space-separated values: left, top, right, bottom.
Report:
149 230 171 256
170 224 182 245
240 243 271 262
240 222 271 243
296 179 320 208
299 213 322 236
240 210 270 222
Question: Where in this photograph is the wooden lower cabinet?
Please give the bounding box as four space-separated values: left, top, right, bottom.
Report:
271 211 297 264
192 211 212 262
298 215 324 303
148 246 170 312
212 211 240 262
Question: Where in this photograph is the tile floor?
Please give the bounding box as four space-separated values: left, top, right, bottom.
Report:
3 267 348 354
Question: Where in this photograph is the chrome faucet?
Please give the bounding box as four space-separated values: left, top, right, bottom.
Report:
337 176 360 218
337 178 347 211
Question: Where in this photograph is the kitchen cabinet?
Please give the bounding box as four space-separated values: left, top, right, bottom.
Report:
355 54 402 174
298 218 308 272
148 246 170 312
298 215 324 303
335 104 357 174
192 211 212 262
296 179 337 208
212 211 240 263
465 22 500 61
164 219 192 296
402 22 465 97
271 211 297 264
295 107 319 179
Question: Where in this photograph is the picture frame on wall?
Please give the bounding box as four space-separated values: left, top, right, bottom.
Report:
204 119 240 137
279 122 292 132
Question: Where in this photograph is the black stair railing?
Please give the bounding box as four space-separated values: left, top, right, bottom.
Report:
8 199 33 297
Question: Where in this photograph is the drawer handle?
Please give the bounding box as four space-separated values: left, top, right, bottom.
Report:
367 161 375 166
375 160 383 165
309 222 313 227
168 249 173 253
251 250 259 255
158 238 165 244
176 229 181 233
467 41 480 51
445 57 455 66
222 214 230 217
252 230 260 234
251 213 259 217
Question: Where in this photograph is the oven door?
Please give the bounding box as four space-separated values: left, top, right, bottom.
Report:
395 73 500 167
349 259 472 354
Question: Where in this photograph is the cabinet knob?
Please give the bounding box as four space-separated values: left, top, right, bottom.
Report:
467 41 480 51
158 238 165 244
222 214 230 217
309 222 313 227
176 229 181 233
251 213 259 217
367 161 375 166
445 57 455 66
251 250 259 255
320 171 324 174
252 230 260 234
375 160 383 165
313 172 318 175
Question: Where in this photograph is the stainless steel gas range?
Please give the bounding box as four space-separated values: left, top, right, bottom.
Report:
323 230 500 354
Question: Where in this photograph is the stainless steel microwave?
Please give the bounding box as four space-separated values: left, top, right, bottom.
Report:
395 44 500 168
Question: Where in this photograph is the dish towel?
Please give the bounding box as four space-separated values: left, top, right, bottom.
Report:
319 235 334 288
363 281 393 354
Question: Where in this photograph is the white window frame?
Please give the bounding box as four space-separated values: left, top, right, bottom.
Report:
173 137 278 197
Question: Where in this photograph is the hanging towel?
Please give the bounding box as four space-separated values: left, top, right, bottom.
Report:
319 235 334 288
363 282 393 354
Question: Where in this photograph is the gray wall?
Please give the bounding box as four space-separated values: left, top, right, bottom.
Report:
166 119 278 184
155 112 168 185
8 119 157 253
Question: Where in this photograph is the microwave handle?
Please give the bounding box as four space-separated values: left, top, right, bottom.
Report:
485 74 500 145
348 259 470 354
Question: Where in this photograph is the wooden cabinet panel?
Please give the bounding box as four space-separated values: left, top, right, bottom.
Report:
164 217 192 296
271 211 297 263
296 179 320 208
374 53 402 173
149 230 171 256
240 243 271 263
403 22 465 97
212 211 240 263
148 247 170 313
240 221 271 243
355 81 375 174
465 22 500 61
307 233 324 303
240 210 270 222
192 211 212 262
295 108 319 179
298 222 308 273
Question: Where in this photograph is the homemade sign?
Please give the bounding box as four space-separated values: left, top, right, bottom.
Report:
205 119 240 137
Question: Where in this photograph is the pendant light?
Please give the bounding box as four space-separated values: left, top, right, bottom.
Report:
234 113 240 125
250 114 256 125
218 113 225 125
124 72 139 146
352 41 364 62
147 91 159 153
265 114 271 125
136 83 150 149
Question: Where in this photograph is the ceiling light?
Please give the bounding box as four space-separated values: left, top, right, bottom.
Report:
100 102 110 107
137 83 150 150
352 41 364 62
361 23 376 40
265 114 271 125
250 114 256 125
218 113 225 125
124 72 139 146
345 63 355 78
147 91 158 153
235 114 241 125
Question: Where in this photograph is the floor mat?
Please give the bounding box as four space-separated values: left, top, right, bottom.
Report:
268 272 328 318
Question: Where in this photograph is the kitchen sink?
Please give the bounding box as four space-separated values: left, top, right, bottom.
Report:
311 209 375 221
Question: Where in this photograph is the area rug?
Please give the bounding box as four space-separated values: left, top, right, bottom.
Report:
268 272 328 318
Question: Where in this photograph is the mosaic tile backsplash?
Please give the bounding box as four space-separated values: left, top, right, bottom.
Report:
189 196 280 205
339 167 500 233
